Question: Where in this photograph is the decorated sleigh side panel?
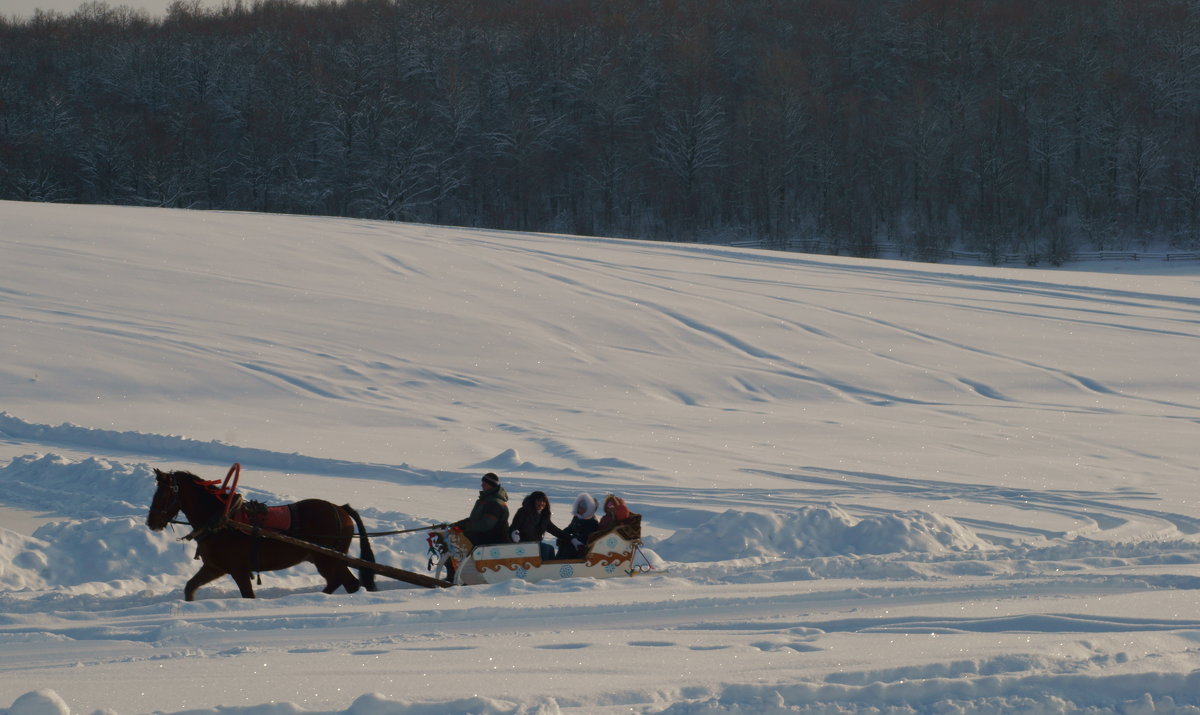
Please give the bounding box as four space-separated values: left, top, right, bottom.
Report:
463 531 641 584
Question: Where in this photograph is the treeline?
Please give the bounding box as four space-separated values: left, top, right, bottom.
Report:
2 0 1199 261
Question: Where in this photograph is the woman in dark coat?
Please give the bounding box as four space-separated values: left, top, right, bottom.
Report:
510 491 565 561
555 493 600 559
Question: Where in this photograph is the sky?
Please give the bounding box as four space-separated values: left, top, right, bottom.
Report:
1 0 217 19
1 199 1200 714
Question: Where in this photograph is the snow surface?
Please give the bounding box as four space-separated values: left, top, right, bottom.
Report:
2 199 1200 714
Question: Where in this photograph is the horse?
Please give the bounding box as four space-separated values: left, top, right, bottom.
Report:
146 468 378 601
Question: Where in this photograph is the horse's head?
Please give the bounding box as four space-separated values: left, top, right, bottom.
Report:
146 469 181 531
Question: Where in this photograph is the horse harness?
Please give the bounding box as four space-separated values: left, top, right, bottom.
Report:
161 470 300 570
165 472 315 584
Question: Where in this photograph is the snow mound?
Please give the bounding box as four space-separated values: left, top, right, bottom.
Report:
0 454 189 588
656 505 991 562
0 528 51 590
32 517 190 586
469 448 535 471
0 517 187 590
7 690 70 715
0 453 153 517
347 692 535 714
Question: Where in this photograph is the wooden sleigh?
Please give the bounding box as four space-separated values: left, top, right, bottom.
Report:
432 515 649 585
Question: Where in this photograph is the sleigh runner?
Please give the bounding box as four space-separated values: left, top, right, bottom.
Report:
428 514 650 585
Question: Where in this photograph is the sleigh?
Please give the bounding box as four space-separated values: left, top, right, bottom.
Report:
431 515 649 585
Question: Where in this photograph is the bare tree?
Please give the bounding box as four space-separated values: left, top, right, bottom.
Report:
653 94 726 236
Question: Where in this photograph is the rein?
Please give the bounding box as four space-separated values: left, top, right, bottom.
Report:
165 516 447 539
155 468 237 542
157 462 445 540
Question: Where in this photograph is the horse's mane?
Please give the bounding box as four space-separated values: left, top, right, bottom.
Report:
172 470 230 499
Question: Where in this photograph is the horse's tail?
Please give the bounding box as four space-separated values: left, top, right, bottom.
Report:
342 504 378 592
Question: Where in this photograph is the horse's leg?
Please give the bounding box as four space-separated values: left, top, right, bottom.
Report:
314 558 360 594
184 563 226 602
229 570 256 599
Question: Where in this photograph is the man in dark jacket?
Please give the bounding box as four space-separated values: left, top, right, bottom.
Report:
453 472 510 546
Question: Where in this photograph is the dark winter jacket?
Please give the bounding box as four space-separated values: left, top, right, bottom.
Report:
456 484 509 546
565 514 600 541
554 493 600 559
510 491 565 543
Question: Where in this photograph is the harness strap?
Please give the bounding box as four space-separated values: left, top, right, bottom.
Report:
181 509 231 542
250 524 263 584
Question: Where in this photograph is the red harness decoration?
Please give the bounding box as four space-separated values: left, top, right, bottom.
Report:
218 463 294 532
232 503 294 532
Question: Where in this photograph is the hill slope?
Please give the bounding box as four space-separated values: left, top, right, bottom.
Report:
2 201 1200 714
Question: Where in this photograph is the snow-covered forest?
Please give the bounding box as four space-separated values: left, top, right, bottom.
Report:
3 0 1200 259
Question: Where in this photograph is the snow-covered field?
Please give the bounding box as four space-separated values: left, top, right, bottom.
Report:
2 200 1199 714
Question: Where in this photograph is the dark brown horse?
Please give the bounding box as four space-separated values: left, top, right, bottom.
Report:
147 468 377 601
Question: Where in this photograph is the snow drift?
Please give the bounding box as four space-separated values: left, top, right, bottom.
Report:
657 505 992 562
